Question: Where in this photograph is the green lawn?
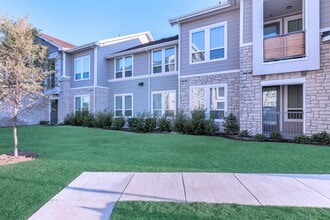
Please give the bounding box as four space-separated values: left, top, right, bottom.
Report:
0 126 329 219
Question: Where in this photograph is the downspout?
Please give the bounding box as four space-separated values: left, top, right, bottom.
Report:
93 46 98 115
177 19 181 111
147 48 151 113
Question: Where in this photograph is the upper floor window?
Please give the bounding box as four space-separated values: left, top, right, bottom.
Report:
152 47 176 74
190 22 227 64
115 56 133 79
74 56 90 81
46 58 56 89
75 95 90 113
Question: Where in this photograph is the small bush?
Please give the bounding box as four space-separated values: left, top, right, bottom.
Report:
64 113 75 126
173 110 187 133
82 112 95 127
270 131 282 142
294 135 311 144
64 111 92 127
94 110 113 129
39 120 49 125
312 131 330 145
127 113 156 133
204 119 218 135
189 109 206 135
127 118 141 131
112 117 125 130
223 113 239 135
254 133 266 142
239 130 249 137
144 117 156 132
158 116 172 132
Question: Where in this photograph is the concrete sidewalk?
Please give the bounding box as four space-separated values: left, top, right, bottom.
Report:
29 172 330 220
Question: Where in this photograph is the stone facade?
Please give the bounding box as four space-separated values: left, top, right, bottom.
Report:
239 42 330 136
95 88 109 112
58 77 71 123
180 72 240 118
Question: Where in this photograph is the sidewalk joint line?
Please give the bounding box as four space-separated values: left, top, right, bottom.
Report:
292 176 330 200
181 172 187 202
233 174 262 205
118 172 135 202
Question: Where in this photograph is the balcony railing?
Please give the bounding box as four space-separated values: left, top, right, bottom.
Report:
264 31 306 62
262 110 304 138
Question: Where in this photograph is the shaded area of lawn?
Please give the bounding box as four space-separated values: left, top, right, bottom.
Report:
111 202 330 220
0 126 329 219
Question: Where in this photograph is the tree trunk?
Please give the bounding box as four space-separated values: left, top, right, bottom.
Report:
13 115 18 157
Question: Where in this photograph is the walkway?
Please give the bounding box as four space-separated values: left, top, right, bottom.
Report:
29 172 330 220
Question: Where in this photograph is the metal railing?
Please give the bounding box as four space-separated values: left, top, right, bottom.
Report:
262 110 304 138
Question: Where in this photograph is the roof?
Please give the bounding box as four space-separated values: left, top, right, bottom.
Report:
66 31 153 54
105 35 178 59
169 0 236 25
39 33 76 49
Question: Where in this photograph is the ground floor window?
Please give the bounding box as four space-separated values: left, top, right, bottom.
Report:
75 95 90 113
285 84 303 121
152 91 176 117
115 94 133 117
190 84 227 120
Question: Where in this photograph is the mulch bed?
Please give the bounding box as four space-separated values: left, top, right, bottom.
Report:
0 151 38 166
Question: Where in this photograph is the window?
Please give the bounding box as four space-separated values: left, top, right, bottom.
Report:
190 84 227 120
74 56 90 80
285 85 303 121
115 94 133 117
152 47 176 74
190 22 227 63
284 15 303 34
152 91 176 117
75 95 90 113
263 22 281 38
46 58 56 89
115 56 133 79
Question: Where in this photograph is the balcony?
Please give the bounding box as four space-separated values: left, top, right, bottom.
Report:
264 31 305 62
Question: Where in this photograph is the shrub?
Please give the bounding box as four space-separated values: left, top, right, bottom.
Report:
64 113 76 126
269 131 282 142
94 110 113 129
81 112 95 127
311 131 330 145
223 113 239 135
158 116 172 132
204 119 218 135
189 109 206 135
239 130 249 137
39 120 49 125
64 111 91 127
254 133 266 142
127 113 156 133
112 117 125 130
173 110 187 133
294 135 311 144
144 117 157 132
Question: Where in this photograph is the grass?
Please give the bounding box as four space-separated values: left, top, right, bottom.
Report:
111 202 330 220
0 125 329 219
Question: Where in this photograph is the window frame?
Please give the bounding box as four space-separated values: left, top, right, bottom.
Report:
74 95 90 113
151 90 176 117
189 22 227 65
152 47 176 74
284 14 303 34
114 55 134 79
74 55 90 81
114 93 133 117
189 84 227 121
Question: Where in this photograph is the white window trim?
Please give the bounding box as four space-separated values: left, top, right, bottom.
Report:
114 93 133 117
284 14 303 34
189 21 228 65
263 18 283 36
283 85 304 122
151 90 176 117
189 84 227 121
114 55 134 79
74 55 90 81
151 47 177 74
74 95 90 113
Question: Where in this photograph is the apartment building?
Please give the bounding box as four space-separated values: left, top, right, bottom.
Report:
2 0 330 138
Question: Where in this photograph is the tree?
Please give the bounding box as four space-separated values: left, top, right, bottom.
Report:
0 16 50 157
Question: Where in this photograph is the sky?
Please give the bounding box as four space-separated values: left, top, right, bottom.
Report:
0 0 219 46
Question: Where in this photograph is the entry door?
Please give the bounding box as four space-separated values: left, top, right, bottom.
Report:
50 100 58 125
262 87 279 134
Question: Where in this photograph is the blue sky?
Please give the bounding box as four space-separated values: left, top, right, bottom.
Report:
0 0 218 46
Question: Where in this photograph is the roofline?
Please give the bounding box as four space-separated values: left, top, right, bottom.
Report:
169 2 233 25
105 39 178 59
66 31 154 53
38 35 67 51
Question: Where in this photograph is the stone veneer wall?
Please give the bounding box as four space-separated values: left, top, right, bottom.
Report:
95 88 110 112
58 77 71 123
239 42 330 136
179 72 240 118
